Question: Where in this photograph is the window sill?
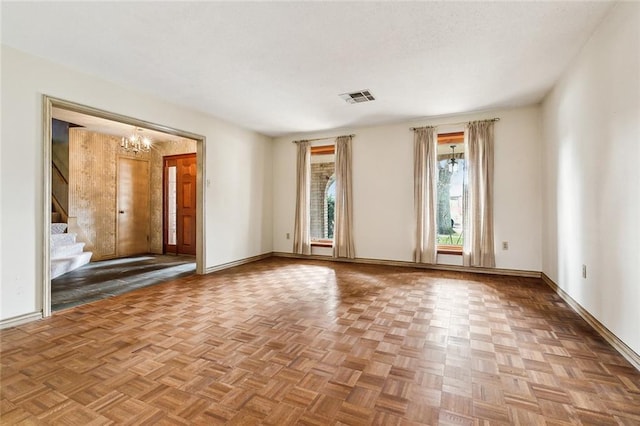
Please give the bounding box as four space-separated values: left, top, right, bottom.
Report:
437 245 463 255
311 240 333 248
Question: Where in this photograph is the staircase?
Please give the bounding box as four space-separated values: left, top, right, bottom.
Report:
51 223 92 279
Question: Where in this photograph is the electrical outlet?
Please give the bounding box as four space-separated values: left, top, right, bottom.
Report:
502 241 509 250
286 233 290 240
582 264 587 279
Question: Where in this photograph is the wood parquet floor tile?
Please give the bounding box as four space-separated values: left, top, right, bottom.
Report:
1 257 639 425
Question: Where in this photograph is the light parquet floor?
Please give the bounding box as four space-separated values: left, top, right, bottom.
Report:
1 258 639 425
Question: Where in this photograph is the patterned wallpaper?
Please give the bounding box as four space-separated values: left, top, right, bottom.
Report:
69 128 195 260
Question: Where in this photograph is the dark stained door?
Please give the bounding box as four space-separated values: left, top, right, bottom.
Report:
164 154 196 255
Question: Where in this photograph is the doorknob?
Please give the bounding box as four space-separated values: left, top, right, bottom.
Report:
119 210 125 214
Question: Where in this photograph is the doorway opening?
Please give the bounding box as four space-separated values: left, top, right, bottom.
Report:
43 96 206 316
163 154 197 256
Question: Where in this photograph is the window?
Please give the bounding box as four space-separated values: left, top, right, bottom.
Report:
436 132 465 253
325 177 336 239
310 145 335 246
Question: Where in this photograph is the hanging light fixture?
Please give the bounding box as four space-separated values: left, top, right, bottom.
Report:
448 145 459 173
121 127 151 154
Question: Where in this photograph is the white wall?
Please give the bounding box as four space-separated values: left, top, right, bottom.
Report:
0 46 273 321
273 106 542 271
541 3 640 354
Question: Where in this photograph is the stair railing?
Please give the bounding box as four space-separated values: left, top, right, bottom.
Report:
51 161 69 222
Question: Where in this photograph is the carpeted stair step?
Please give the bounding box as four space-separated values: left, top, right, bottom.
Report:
51 242 85 259
51 223 68 234
51 251 93 279
50 223 92 278
51 232 77 246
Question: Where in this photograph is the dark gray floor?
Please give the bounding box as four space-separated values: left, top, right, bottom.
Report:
51 254 196 311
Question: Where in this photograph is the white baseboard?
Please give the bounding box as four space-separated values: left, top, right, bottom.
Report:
271 252 541 278
204 252 272 274
0 311 42 329
541 273 640 371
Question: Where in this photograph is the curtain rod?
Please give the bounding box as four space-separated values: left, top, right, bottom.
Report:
410 117 500 131
292 134 355 143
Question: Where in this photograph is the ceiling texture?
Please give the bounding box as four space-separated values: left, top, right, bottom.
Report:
2 1 613 137
51 107 196 144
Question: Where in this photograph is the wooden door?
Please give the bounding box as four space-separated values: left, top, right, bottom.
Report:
164 154 196 255
117 157 150 256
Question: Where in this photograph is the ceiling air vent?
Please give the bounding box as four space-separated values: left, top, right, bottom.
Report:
339 90 375 104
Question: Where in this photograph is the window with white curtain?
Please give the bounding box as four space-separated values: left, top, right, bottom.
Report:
436 131 466 253
310 145 335 245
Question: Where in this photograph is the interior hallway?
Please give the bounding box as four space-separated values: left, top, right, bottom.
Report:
51 254 195 311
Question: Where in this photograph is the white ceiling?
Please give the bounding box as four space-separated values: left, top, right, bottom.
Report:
2 1 613 137
52 107 194 144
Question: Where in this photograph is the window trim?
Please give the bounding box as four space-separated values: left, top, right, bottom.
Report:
311 239 333 247
311 145 335 155
437 245 463 255
437 131 464 145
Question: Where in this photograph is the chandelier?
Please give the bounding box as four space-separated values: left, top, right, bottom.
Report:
121 127 151 154
448 145 459 173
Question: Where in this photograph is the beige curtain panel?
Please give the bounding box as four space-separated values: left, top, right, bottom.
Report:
463 120 496 267
414 127 438 264
333 135 355 258
293 140 311 255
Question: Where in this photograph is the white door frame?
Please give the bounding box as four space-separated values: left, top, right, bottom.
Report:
42 95 207 317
